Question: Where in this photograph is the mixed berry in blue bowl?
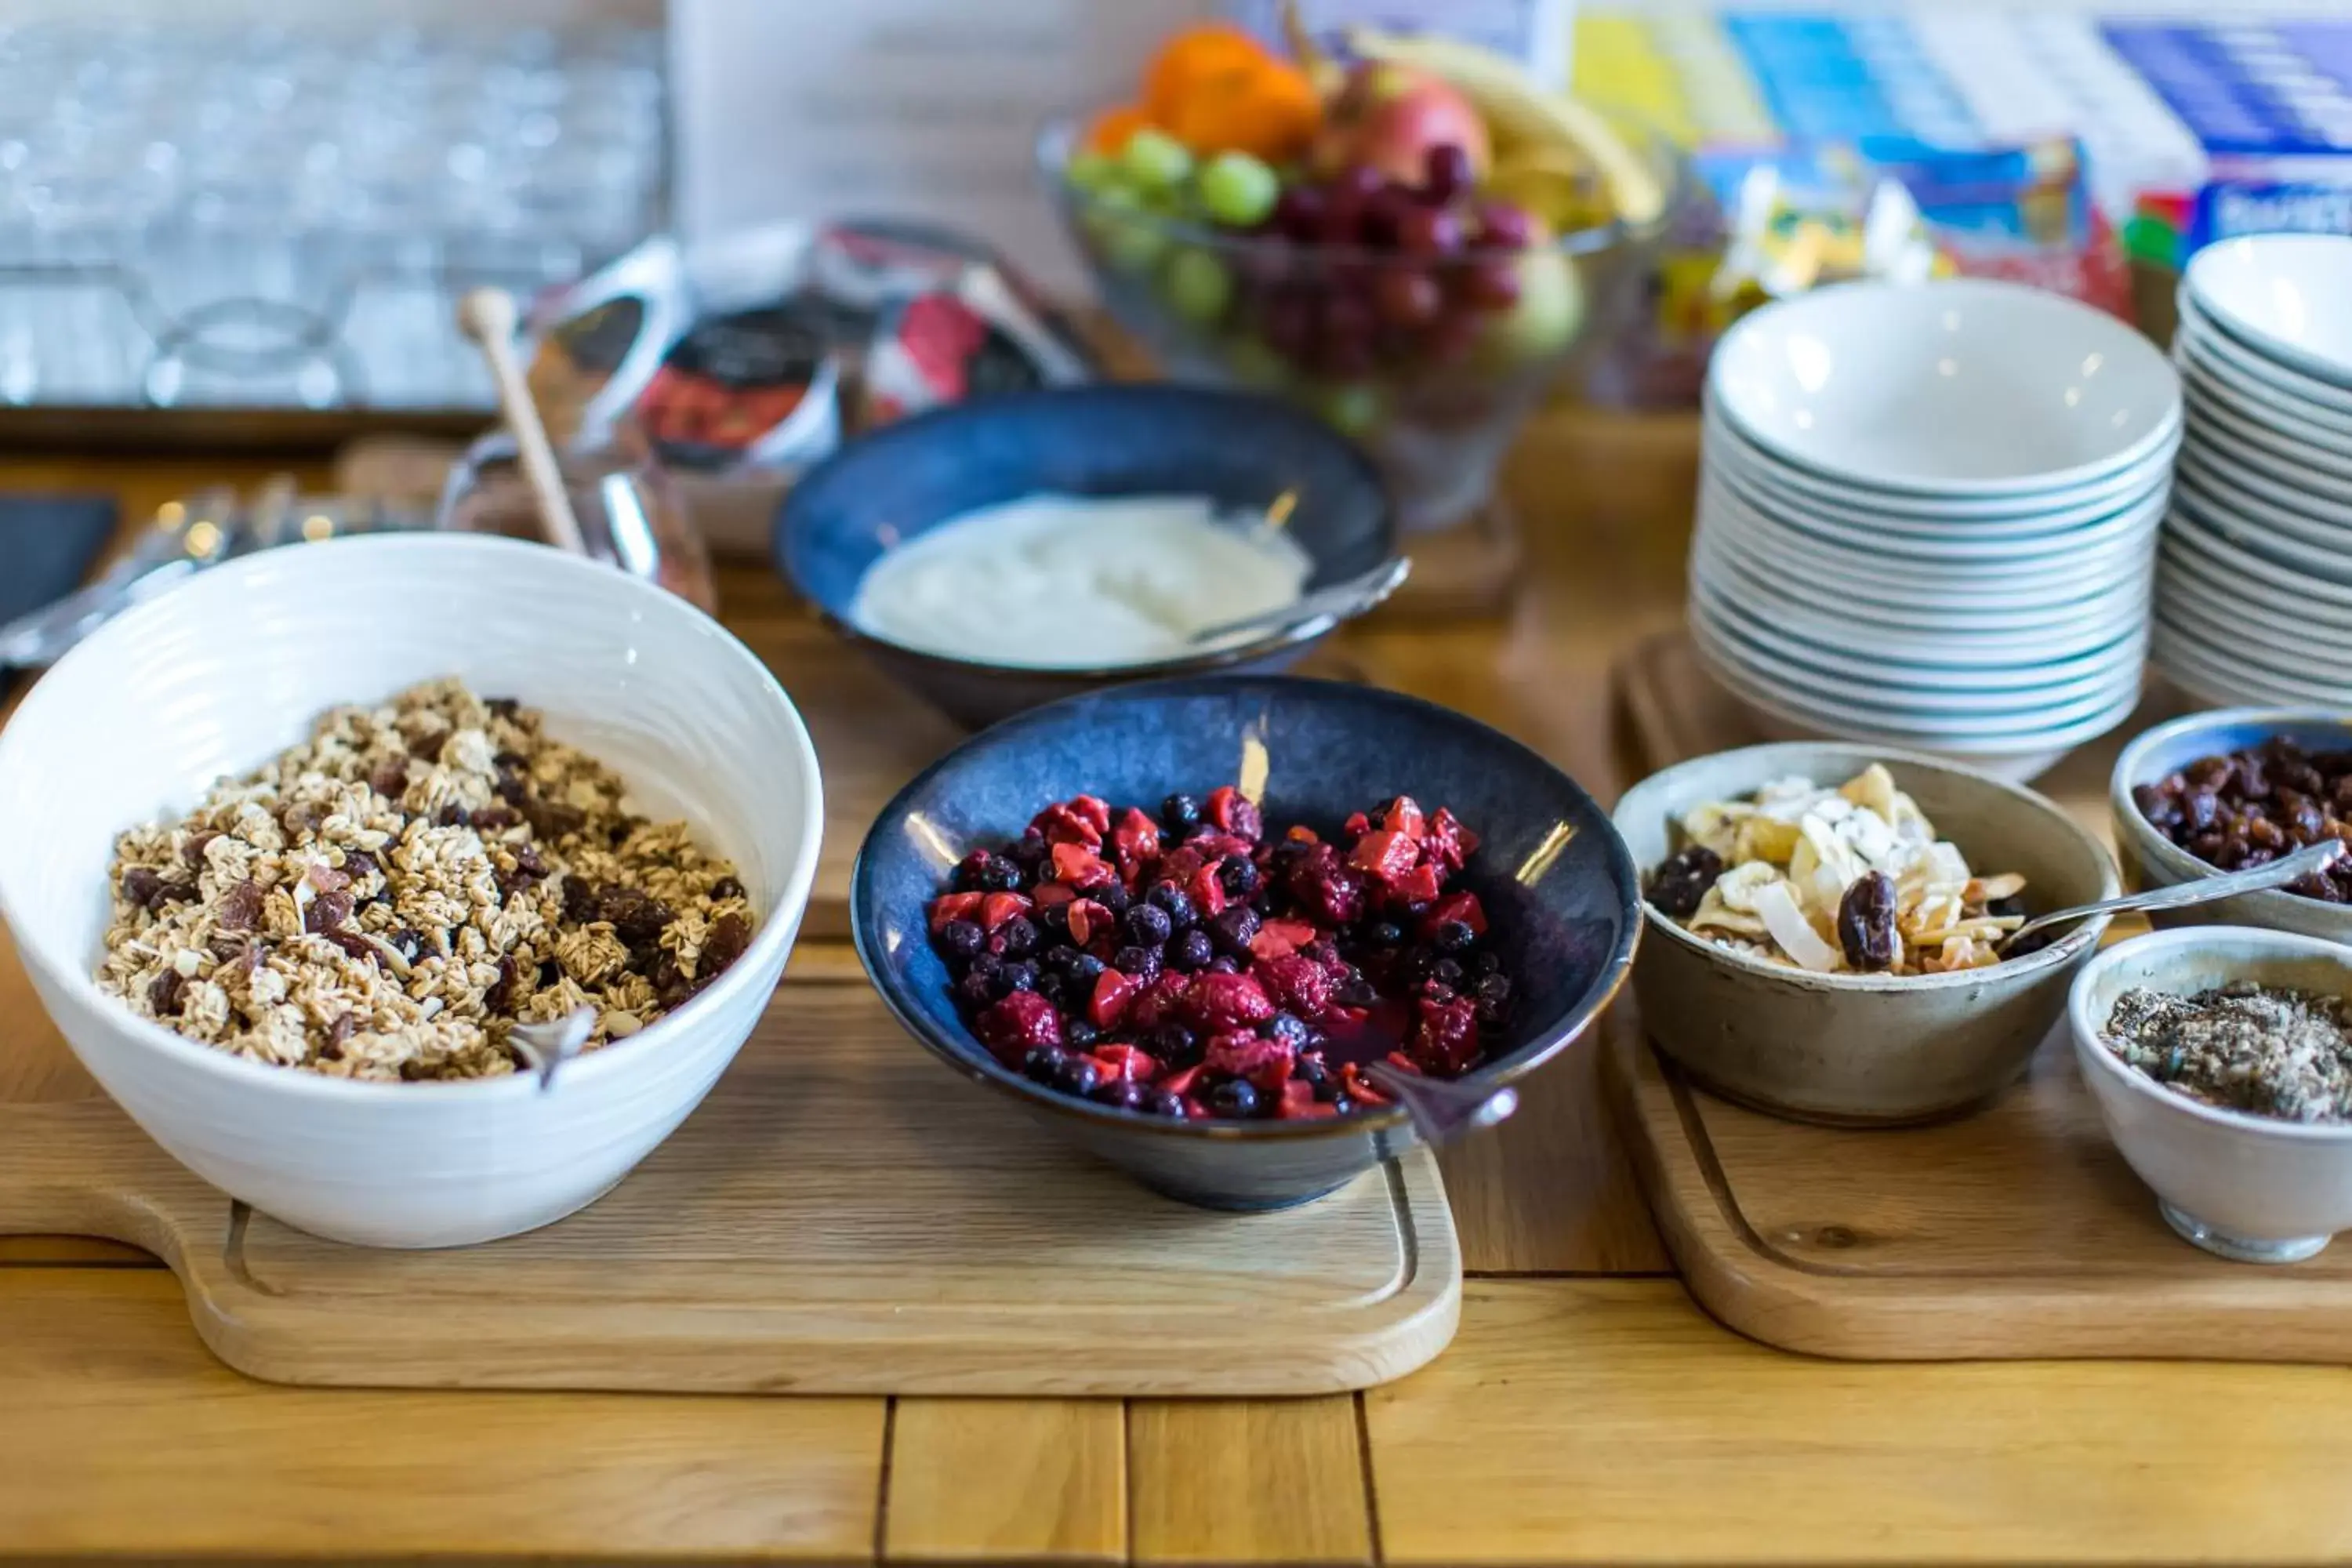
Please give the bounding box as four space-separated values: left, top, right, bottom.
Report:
927 785 1511 1123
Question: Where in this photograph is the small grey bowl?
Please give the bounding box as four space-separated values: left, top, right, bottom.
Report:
1611 742 2119 1125
2110 707 2352 943
2071 926 2352 1264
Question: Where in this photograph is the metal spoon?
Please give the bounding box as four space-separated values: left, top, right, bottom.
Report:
1361 1059 1519 1147
507 1007 597 1092
1998 839 2347 955
1186 557 1412 647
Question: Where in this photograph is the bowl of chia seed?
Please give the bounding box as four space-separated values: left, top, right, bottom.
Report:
2071 925 2352 1265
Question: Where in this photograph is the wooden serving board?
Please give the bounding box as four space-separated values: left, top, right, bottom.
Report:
0 980 1459 1396
1606 627 2352 1363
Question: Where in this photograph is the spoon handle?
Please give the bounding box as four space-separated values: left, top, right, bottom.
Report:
1188 557 1411 646
2005 838 2346 949
1361 1061 1519 1148
456 288 590 558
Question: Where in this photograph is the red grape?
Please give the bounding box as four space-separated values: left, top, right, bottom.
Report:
1361 183 1419 247
1371 267 1443 328
1259 287 1318 360
1422 312 1479 365
1472 200 1536 252
1422 144 1473 205
1330 165 1384 202
1272 186 1327 244
1457 258 1523 309
1395 204 1464 257
1316 291 1375 376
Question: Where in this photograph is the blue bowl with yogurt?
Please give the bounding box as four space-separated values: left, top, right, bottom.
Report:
775 384 1399 728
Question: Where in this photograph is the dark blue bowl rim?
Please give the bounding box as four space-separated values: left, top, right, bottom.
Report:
848 673 1645 1142
771 384 1400 682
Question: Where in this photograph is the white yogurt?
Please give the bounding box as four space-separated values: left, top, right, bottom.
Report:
848 493 1313 669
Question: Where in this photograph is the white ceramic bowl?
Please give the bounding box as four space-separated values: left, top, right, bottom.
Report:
2177 293 2352 417
0 534 824 1247
1709 278 2181 495
1708 455 2171 561
2165 505 2352 615
1694 528 2147 637
2185 234 2352 388
2071 927 2352 1263
2189 396 2352 490
2180 439 2352 533
2175 321 2352 437
1707 441 2172 540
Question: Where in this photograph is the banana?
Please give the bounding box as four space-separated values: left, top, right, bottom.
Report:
1346 27 1666 228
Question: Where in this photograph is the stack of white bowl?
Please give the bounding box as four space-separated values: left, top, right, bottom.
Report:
2159 234 2352 706
1690 278 2181 781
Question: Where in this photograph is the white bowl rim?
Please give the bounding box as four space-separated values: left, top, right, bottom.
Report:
2175 330 2352 438
2183 233 2352 389
1617 739 2118 992
2070 924 2352 1144
1708 278 2183 496
2176 292 2352 416
2166 500 2352 613
0 532 826 1104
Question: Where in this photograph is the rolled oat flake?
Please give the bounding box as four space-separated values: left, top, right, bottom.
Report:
2103 982 2352 1122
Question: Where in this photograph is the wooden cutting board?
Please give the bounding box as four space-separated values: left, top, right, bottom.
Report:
1605 627 2352 1363
0 980 1459 1396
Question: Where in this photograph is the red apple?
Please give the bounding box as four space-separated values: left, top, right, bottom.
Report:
1309 63 1491 189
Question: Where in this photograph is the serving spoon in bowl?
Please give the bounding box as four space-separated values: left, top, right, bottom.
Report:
1997 838 2347 956
1186 557 1412 647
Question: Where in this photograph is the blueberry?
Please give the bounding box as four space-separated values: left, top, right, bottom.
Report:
1473 972 1512 1028
1044 943 1084 974
996 960 1038 996
1007 830 1047 867
1329 1092 1356 1116
1035 972 1069 1007
1149 883 1196 929
1207 956 1240 975
1471 950 1501 976
1338 972 1379 1007
1021 1046 1064 1083
1432 920 1475 954
1093 1078 1148 1111
1125 903 1174 946
1068 952 1107 983
1162 793 1202 832
1064 1018 1098 1049
996 915 1039 958
1169 927 1215 971
955 971 996 1009
982 859 1025 893
1475 972 1512 1005
1052 1054 1101 1098
1301 1059 1340 1102
1218 858 1260 899
1431 957 1465 989
1036 901 1071 935
1363 921 1403 949
1095 884 1132 915
951 851 996 892
1114 945 1163 983
1148 1089 1189 1119
1265 1012 1311 1048
1209 905 1261 955
1208 1079 1260 1118
936 919 985 961
1152 1022 1200 1063
967 952 1003 983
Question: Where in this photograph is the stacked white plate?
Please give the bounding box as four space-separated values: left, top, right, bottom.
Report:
2158 234 2352 707
1690 278 2180 781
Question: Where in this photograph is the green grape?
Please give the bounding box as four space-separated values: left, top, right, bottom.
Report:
1314 381 1384 437
1065 150 1119 194
1120 127 1194 193
1197 151 1280 228
1161 247 1233 325
1084 188 1170 274
1221 335 1289 390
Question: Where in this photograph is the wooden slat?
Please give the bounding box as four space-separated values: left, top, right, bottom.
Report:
1129 1399 1374 1566
884 1399 1125 1564
0 1268 887 1563
1368 1278 2352 1566
0 1236 153 1265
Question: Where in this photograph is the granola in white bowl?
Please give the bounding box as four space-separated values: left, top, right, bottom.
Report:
97 677 754 1081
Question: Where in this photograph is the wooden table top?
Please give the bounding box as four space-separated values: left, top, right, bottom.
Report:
8 419 2352 1566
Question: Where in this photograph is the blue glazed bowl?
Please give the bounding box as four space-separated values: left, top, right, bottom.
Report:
775 384 1399 729
850 675 1642 1210
2111 707 2352 944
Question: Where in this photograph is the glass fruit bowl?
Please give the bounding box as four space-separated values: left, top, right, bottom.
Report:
1038 114 1681 534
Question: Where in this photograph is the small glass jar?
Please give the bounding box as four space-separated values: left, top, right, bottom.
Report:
435 426 717 613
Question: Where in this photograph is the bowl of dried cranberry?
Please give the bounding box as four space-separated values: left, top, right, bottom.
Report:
850 676 1640 1210
2113 710 2352 944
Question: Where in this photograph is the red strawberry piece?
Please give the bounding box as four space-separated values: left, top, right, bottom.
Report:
1050 841 1116 890
1385 1051 1422 1073
1387 862 1443 908
1423 807 1481 873
1187 862 1229 920
1184 969 1276 1033
1069 795 1112 835
1204 785 1263 841
927 891 985 934
1156 844 1206 887
1189 832 1255 863
1254 951 1335 1022
1091 968 1141 1029
1340 1062 1390 1105
1283 825 1320 846
979 891 1034 932
1420 889 1488 939
1158 1065 1203 1099
1381 796 1427 840
1247 926 1297 962
1109 808 1162 873
1032 882 1076 909
1125 971 1192 1033
1347 829 1420 884
1183 1096 1213 1119
1205 1032 1297 1094
977 990 1062 1065
1031 802 1104 849
1284 842 1367 925
1343 810 1372 837
1091 1044 1160 1083
1065 898 1112 946
1406 985 1481 1075
1275 1080 1330 1120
